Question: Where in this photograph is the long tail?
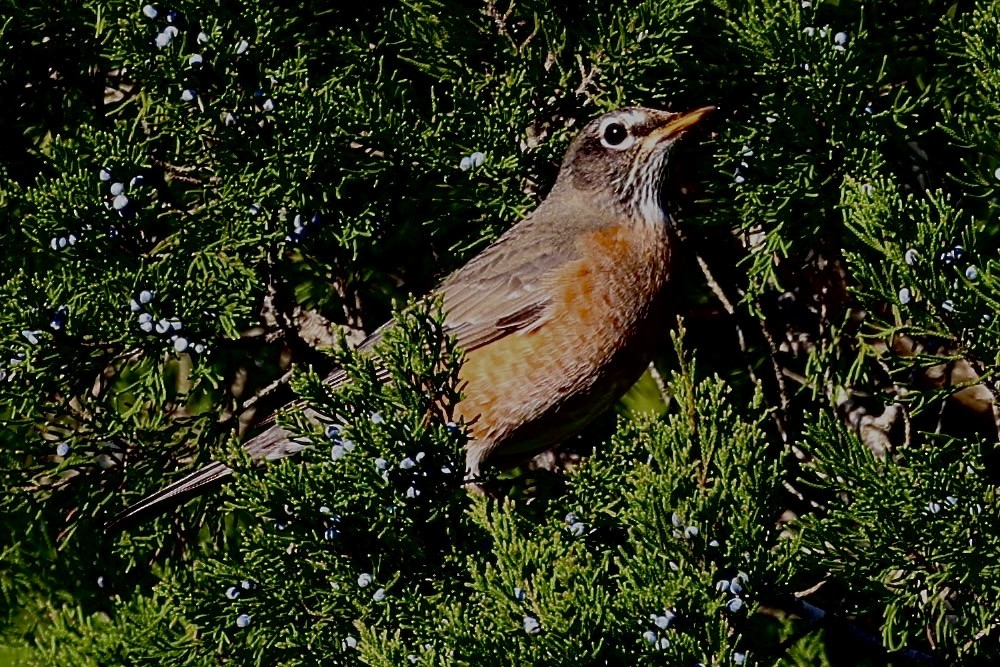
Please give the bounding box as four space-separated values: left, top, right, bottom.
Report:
104 460 234 533
104 419 309 533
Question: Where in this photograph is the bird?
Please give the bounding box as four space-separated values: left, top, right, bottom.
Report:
108 104 713 530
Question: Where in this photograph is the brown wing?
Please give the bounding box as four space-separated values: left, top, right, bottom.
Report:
107 202 589 531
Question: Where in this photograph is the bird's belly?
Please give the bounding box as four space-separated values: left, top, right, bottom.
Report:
456 237 667 471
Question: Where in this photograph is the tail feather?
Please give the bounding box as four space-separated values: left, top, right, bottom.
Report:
105 461 233 533
105 421 309 533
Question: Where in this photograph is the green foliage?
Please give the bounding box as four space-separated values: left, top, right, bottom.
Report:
3 0 1000 664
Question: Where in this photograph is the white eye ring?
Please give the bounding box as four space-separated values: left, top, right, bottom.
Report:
598 117 636 150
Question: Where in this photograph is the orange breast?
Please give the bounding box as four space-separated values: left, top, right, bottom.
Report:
456 223 670 467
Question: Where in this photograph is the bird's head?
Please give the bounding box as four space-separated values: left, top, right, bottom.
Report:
556 106 714 224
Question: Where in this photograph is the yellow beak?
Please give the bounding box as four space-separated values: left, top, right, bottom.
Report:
646 106 716 145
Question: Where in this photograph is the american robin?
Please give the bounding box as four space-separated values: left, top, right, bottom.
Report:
109 105 713 529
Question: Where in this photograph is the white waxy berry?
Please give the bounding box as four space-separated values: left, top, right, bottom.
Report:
994 167 1000 181
236 39 249 54
374 458 388 470
68 234 77 245
189 54 204 67
99 168 112 181
58 237 67 248
139 289 153 303
110 182 124 196
716 580 731 593
523 616 541 635
262 98 274 111
643 630 657 645
236 614 251 628
965 266 979 281
803 26 815 36
459 157 472 171
344 636 357 649
904 248 918 265
834 32 848 45
112 194 129 210
684 525 699 538
226 586 240 599
138 313 152 324
56 442 70 456
370 412 384 423
400 457 416 470
330 444 345 460
406 486 420 498
373 588 386 602
898 287 912 304
155 31 171 48
155 319 170 334
181 89 196 102
357 573 372 588
140 320 154 332
734 653 746 665
173 337 188 352
928 501 942 513
514 587 526 600
470 151 485 167
50 238 58 250
194 343 205 353
942 300 954 312
22 330 39 345
197 31 209 43
727 597 744 613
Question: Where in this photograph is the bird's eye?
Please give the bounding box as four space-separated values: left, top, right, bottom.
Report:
603 123 628 146
598 119 636 150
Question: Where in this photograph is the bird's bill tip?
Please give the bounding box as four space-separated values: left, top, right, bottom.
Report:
660 105 716 137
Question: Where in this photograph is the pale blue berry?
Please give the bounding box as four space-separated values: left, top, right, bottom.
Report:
358 573 372 588
226 586 240 599
523 616 541 635
236 614 251 628
373 588 386 602
181 89 196 102
112 194 129 210
400 457 416 470
99 168 112 181
236 39 249 54
727 597 744 613
56 442 70 456
110 182 124 196
173 337 188 352
966 266 979 281
898 287 911 304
